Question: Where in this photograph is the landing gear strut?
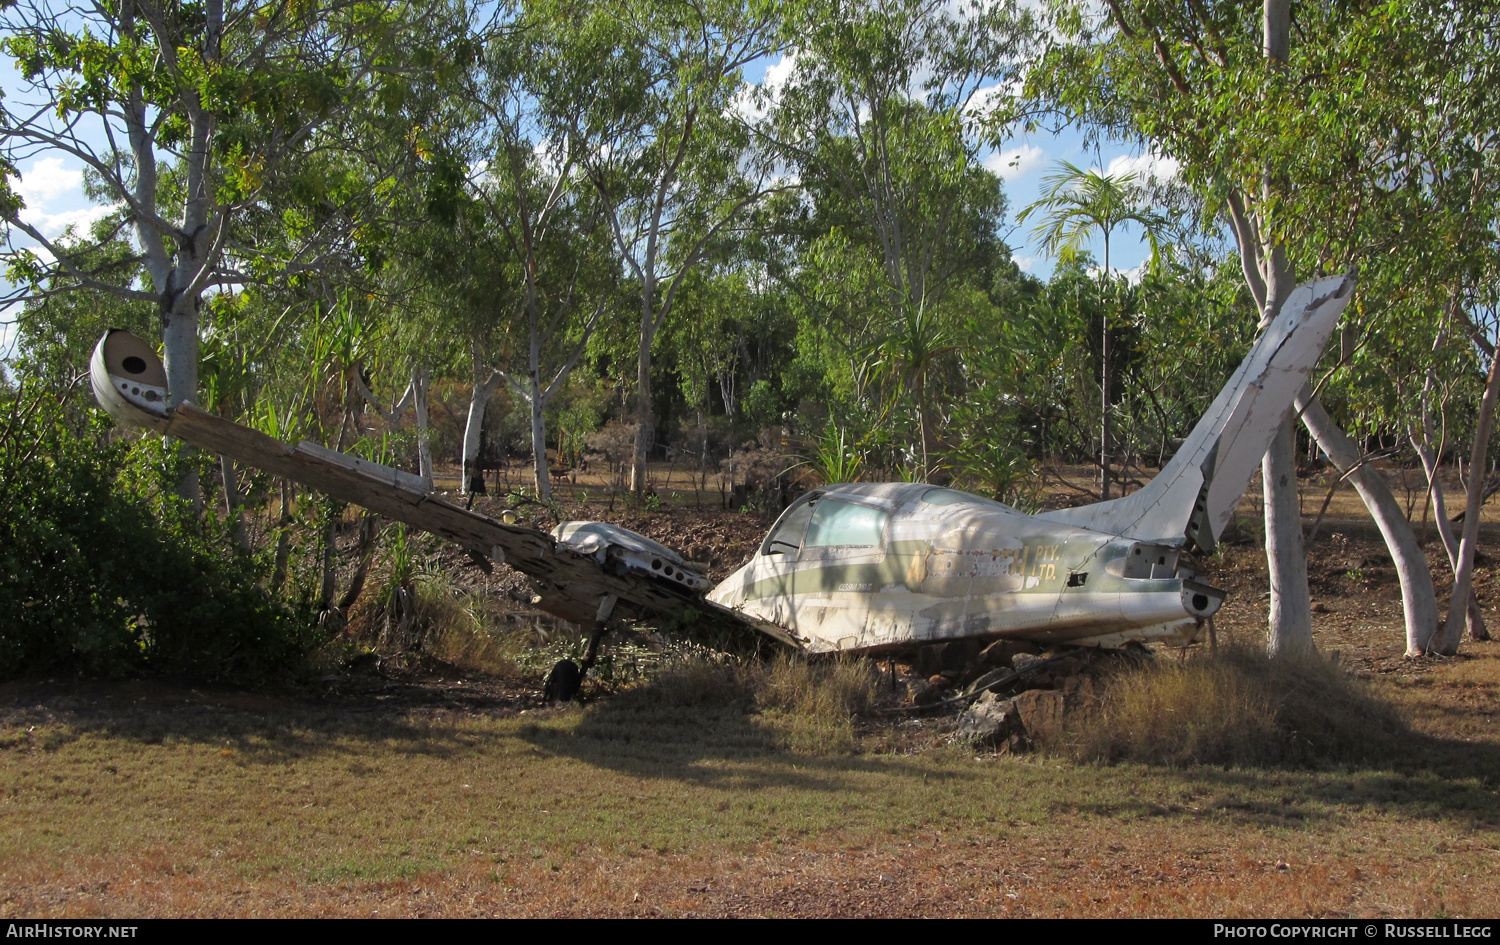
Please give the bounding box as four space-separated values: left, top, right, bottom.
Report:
543 594 618 703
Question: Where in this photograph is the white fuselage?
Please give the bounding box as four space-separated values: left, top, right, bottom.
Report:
709 483 1223 654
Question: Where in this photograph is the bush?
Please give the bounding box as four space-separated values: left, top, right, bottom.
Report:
1058 644 1407 767
0 396 319 680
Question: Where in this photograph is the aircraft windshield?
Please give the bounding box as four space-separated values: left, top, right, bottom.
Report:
763 498 815 554
804 500 888 547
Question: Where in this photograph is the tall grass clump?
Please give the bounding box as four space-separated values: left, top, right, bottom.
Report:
748 654 880 753
589 652 881 755
1062 644 1407 767
412 577 520 678
341 559 520 678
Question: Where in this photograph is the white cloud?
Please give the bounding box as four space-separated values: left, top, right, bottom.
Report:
1014 254 1040 272
14 156 83 207
966 77 1025 119
731 51 798 123
1105 149 1180 185
1087 259 1150 283
984 143 1047 182
22 203 118 241
763 51 797 92
10 155 120 240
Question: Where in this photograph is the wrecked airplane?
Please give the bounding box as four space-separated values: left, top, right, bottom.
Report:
91 273 1355 696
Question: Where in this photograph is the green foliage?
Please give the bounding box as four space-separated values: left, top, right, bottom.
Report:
740 378 783 431
0 395 319 680
1030 0 1500 482
805 424 865 486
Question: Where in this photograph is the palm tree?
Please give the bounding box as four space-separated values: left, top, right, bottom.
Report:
1018 161 1167 499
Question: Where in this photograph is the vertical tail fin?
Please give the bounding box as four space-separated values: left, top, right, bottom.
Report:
1035 272 1355 551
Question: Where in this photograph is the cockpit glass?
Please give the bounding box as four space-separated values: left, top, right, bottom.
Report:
919 487 1012 511
804 499 888 547
763 498 816 554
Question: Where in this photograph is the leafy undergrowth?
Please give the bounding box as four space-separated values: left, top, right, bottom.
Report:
0 642 1497 917
1052 645 1409 767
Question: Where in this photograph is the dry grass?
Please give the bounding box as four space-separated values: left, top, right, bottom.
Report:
0 642 1498 917
748 655 880 753
1056 645 1408 768
598 652 881 754
5 477 1500 917
411 578 522 679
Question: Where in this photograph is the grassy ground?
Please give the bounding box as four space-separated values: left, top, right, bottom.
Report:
4 464 1499 917
1 640 1497 917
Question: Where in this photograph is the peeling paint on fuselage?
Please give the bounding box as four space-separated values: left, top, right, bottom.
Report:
708 483 1220 654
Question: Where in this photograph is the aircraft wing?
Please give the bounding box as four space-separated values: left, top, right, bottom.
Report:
89 330 802 648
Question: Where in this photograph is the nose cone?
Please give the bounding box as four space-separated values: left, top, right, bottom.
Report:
708 561 754 608
90 329 172 431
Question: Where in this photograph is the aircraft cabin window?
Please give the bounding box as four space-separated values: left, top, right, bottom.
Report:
763 499 816 554
919 487 1011 511
804 500 888 548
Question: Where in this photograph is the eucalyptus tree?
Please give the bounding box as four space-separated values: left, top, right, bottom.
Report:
524 0 783 496
1255 3 1500 654
0 0 478 500
1019 161 1167 499
1025 0 1494 654
474 138 617 503
759 0 1029 477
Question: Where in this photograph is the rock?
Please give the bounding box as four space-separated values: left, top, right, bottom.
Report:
1011 688 1066 743
979 639 1041 668
907 679 942 706
1011 653 1048 675
957 694 1025 748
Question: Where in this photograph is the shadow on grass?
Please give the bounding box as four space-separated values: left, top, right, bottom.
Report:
0 676 531 765
1043 727 1500 829
3 670 1496 826
515 670 974 792
0 674 964 796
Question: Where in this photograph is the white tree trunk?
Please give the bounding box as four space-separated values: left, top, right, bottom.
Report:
1263 415 1313 653
413 367 433 483
463 366 502 495
631 287 656 497
530 374 551 503
1413 435 1487 646
1260 247 1313 653
1299 393 1439 654
1437 345 1500 652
